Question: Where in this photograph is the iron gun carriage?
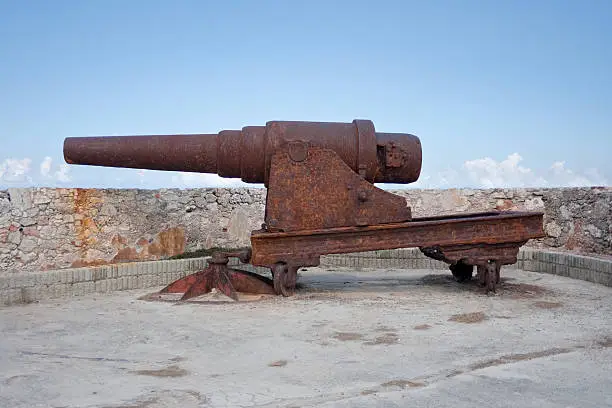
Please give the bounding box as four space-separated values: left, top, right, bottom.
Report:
64 119 544 299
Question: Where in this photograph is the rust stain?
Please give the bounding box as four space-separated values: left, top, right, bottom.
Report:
533 301 563 309
364 333 399 345
470 348 571 370
111 227 186 263
111 235 129 248
503 283 549 299
153 228 186 256
448 312 486 323
71 259 109 268
112 247 139 262
565 220 583 250
333 332 363 341
72 188 104 258
381 379 425 389
132 365 189 378
375 326 397 332
71 221 185 267
361 389 377 395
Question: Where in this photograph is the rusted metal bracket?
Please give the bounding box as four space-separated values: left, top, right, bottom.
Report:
263 145 412 232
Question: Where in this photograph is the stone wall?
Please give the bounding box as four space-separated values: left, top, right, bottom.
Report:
0 187 610 273
393 187 611 255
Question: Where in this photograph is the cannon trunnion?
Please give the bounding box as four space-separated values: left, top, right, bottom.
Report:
63 119 545 299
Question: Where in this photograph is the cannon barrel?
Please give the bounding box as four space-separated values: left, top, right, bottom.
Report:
63 119 422 185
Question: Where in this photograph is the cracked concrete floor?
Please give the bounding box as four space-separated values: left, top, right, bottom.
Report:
1 267 611 408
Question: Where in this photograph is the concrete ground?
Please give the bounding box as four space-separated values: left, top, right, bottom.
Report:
1 266 611 408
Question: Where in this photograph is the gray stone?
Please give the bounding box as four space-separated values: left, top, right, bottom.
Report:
18 237 38 253
585 224 602 238
7 231 21 245
20 217 36 227
33 195 51 205
524 197 544 210
100 203 118 217
217 194 229 206
205 193 217 203
7 188 32 208
17 251 37 264
545 221 562 238
205 202 218 212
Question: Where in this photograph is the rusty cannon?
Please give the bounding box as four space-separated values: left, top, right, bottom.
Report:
63 119 545 299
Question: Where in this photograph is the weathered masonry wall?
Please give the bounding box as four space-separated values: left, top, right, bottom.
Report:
0 187 610 273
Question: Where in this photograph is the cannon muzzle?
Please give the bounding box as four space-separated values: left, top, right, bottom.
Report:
63 119 422 185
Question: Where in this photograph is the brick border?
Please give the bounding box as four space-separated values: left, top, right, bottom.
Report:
321 248 612 287
0 258 208 306
1 249 610 306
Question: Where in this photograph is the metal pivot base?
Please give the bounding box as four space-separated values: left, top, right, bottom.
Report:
158 250 276 301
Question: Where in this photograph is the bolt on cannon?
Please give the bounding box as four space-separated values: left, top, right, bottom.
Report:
63 119 545 299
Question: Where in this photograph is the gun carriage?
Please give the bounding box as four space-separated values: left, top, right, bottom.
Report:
64 119 544 300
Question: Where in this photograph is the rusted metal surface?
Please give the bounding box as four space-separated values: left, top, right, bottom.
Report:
250 212 543 265
64 119 545 299
63 119 422 186
250 210 543 295
159 250 276 301
263 146 412 232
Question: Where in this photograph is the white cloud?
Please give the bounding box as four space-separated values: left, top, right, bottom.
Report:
40 156 52 178
0 158 33 185
1 152 608 190
39 156 72 184
546 161 607 187
55 163 71 183
388 153 607 189
0 156 72 187
463 153 548 188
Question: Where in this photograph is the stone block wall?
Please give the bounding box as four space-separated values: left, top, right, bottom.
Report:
393 187 611 255
0 187 610 273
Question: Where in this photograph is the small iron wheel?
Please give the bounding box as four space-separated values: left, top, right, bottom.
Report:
273 263 296 297
450 261 473 283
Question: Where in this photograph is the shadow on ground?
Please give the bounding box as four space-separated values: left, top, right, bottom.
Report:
294 268 550 300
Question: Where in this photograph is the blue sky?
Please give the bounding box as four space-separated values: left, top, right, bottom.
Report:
1 0 610 189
